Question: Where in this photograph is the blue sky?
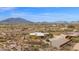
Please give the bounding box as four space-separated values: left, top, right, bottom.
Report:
0 7 79 22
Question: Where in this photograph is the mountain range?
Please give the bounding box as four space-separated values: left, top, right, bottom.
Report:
0 18 33 24
0 17 79 24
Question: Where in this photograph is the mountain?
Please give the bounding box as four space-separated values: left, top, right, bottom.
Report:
1 18 79 24
36 21 69 25
0 18 33 24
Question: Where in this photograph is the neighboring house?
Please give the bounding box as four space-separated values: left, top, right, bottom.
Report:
65 32 79 37
72 43 79 51
49 34 71 49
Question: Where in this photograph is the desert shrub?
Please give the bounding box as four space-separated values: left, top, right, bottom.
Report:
30 35 37 39
0 39 6 42
71 37 79 43
67 25 75 28
47 33 53 38
42 43 49 48
31 45 39 51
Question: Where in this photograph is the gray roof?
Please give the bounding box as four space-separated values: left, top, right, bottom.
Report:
65 32 79 36
49 34 70 49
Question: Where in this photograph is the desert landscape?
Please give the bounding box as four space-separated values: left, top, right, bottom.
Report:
0 7 79 51
0 18 78 51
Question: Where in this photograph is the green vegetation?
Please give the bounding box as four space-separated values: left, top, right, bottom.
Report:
71 37 79 43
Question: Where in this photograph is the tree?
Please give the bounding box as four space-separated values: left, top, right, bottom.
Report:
67 25 75 29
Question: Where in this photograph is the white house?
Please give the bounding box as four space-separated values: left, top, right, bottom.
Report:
29 32 45 36
29 32 50 39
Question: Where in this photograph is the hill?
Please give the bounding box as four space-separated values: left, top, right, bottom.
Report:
0 18 33 24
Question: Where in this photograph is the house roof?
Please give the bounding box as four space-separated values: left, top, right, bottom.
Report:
65 32 79 36
29 32 44 36
49 34 70 49
29 32 49 36
73 43 79 50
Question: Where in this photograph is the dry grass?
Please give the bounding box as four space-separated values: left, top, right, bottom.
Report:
0 23 78 51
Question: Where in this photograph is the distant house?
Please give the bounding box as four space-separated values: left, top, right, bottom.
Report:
29 32 49 39
49 34 71 49
72 43 79 51
52 24 57 27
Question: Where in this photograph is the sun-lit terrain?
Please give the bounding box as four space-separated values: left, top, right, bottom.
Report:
0 7 79 51
0 22 79 51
